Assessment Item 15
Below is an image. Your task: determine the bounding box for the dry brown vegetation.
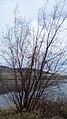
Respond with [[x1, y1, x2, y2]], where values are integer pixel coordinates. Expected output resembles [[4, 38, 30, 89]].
[[0, 99, 66, 119]]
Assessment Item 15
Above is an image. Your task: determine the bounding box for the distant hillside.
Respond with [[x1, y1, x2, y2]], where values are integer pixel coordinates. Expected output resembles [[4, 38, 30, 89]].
[[0, 65, 52, 80], [0, 65, 13, 72], [0, 65, 66, 80], [0, 65, 50, 74]]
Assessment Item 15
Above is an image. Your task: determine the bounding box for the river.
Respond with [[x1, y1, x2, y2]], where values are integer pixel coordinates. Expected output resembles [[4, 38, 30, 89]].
[[0, 79, 67, 107]]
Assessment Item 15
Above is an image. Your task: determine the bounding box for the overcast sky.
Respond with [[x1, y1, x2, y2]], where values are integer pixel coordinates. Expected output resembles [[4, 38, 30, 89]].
[[0, 0, 48, 65], [0, 0, 67, 68], [1, 0, 66, 31], [0, 0, 47, 31]]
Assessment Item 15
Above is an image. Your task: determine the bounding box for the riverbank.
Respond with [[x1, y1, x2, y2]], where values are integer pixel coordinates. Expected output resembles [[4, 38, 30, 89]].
[[0, 104, 65, 119]]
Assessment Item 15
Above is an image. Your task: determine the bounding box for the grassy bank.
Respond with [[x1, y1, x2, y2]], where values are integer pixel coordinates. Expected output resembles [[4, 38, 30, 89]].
[[0, 99, 67, 119], [0, 108, 64, 119]]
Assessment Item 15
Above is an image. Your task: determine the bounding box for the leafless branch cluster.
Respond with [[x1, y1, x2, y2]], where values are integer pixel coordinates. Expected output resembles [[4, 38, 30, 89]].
[[0, 0, 67, 112]]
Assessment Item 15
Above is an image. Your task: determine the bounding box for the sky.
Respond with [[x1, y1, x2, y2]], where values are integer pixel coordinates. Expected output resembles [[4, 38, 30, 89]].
[[0, 0, 67, 70], [0, 0, 66, 32], [0, 0, 47, 32], [0, 0, 48, 65]]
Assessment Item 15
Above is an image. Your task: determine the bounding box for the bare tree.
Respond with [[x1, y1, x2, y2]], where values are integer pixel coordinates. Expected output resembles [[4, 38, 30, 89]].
[[0, 0, 67, 112]]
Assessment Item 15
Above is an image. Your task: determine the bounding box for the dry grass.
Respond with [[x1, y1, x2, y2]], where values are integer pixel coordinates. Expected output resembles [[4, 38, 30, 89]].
[[0, 108, 65, 119]]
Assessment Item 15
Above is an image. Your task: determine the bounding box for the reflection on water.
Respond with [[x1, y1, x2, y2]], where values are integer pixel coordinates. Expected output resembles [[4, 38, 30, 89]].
[[0, 81, 67, 107], [0, 94, 13, 107]]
